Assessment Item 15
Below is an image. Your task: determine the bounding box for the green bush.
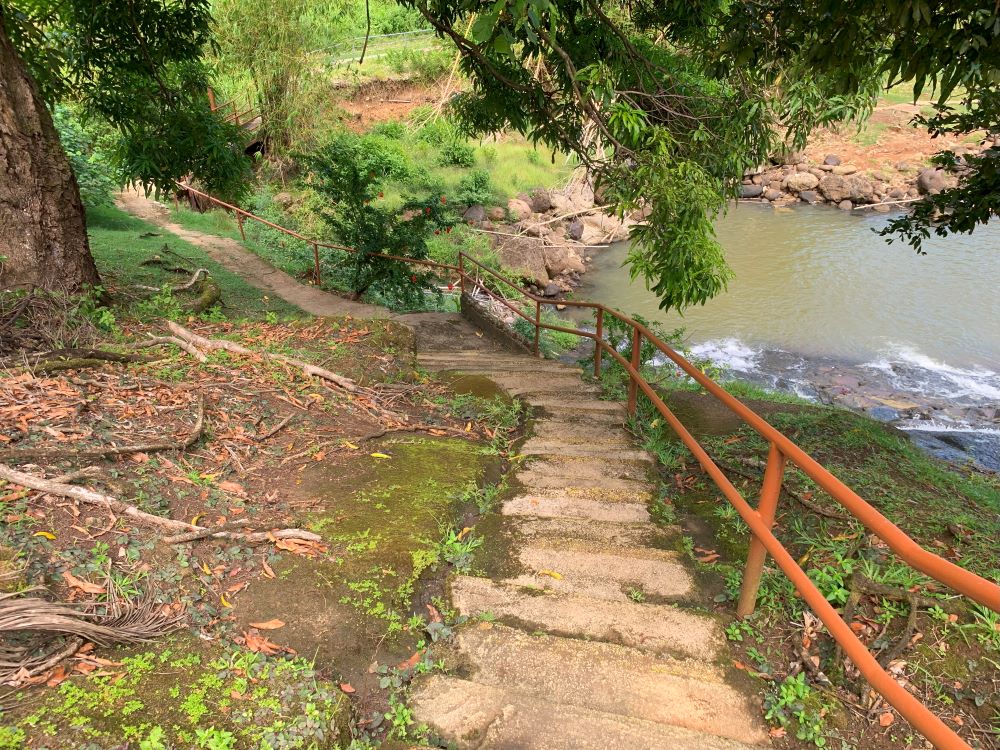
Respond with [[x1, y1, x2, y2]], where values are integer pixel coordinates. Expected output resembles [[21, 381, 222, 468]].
[[415, 119, 457, 146], [438, 139, 476, 167], [371, 120, 406, 139], [302, 131, 454, 307], [456, 169, 496, 206]]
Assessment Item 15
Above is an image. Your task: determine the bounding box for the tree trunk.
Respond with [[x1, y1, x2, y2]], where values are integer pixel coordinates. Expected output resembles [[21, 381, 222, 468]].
[[0, 13, 100, 293]]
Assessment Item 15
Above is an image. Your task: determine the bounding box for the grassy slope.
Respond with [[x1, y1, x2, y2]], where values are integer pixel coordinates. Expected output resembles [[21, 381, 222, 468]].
[[88, 204, 302, 320]]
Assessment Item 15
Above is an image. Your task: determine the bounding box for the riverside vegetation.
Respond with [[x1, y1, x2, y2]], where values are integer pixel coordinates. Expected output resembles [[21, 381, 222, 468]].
[[591, 314, 1000, 748]]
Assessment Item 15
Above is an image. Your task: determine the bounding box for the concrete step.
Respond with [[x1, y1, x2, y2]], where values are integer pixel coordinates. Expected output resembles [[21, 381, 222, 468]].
[[445, 625, 769, 744], [451, 576, 723, 661], [504, 515, 677, 548], [519, 438, 651, 462], [518, 454, 652, 480], [411, 675, 763, 750], [506, 542, 693, 602], [514, 467, 654, 496], [524, 423, 636, 448], [527, 397, 625, 414], [503, 494, 650, 523]]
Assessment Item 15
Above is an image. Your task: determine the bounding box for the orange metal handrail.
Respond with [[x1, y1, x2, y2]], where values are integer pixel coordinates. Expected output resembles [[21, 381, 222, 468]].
[[173, 185, 999, 749]]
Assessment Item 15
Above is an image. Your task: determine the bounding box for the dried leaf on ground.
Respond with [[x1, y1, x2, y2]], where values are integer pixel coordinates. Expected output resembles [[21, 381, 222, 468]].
[[879, 712, 895, 727], [274, 538, 327, 557], [249, 619, 285, 630], [62, 571, 107, 595]]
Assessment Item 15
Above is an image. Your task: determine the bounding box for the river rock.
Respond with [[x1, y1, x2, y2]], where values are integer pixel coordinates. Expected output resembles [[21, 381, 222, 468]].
[[543, 246, 585, 276], [549, 192, 571, 213], [867, 406, 900, 422], [543, 282, 561, 297], [819, 174, 875, 203], [838, 200, 853, 210], [917, 167, 957, 195], [799, 190, 821, 204], [567, 218, 584, 241], [785, 172, 820, 192], [831, 164, 858, 176], [462, 205, 486, 223], [764, 189, 783, 201], [894, 161, 913, 171], [495, 235, 549, 286], [888, 187, 907, 199], [530, 189, 553, 213], [740, 184, 764, 198], [488, 206, 506, 221], [823, 154, 841, 166], [507, 198, 532, 220]]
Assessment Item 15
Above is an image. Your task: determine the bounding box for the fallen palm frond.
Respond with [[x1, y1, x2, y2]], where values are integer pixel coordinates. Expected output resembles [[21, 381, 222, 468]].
[[0, 585, 184, 685]]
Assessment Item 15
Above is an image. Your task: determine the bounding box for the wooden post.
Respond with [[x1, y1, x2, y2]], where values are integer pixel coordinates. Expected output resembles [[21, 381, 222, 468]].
[[737, 442, 787, 617], [313, 242, 321, 286], [236, 213, 246, 241], [626, 327, 641, 415]]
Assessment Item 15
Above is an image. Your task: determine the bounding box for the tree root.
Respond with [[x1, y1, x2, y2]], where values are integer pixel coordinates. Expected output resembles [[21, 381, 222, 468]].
[[187, 275, 221, 313], [0, 463, 321, 546], [165, 321, 359, 392], [0, 397, 205, 462]]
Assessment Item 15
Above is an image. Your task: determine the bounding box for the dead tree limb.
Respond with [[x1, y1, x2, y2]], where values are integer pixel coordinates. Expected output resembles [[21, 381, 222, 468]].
[[0, 464, 320, 546], [165, 322, 359, 392]]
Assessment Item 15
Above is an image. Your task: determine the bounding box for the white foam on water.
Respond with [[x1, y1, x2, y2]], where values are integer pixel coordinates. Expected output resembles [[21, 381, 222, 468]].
[[689, 338, 762, 373], [863, 344, 1000, 402], [896, 420, 1000, 435]]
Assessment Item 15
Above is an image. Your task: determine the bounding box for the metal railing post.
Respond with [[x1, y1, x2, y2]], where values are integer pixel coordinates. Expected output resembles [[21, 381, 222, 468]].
[[626, 327, 641, 415], [533, 300, 541, 357], [312, 242, 321, 286], [594, 308, 604, 378], [737, 442, 787, 617]]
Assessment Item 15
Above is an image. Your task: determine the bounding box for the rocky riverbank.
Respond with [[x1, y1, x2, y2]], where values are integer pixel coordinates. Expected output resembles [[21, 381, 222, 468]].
[[460, 180, 635, 297], [738, 149, 973, 210]]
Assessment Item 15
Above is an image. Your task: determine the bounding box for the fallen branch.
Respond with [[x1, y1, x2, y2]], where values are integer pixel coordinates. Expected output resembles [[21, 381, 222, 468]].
[[725, 457, 851, 521], [255, 414, 294, 441], [0, 397, 205, 462], [0, 464, 322, 546], [188, 275, 221, 313], [139, 334, 209, 363], [166, 322, 359, 392]]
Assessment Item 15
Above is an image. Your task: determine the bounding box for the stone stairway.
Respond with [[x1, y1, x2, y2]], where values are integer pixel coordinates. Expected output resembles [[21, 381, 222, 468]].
[[409, 332, 769, 750]]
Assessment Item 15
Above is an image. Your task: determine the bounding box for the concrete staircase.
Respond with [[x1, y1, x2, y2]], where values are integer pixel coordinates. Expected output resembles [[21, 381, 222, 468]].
[[410, 330, 768, 749]]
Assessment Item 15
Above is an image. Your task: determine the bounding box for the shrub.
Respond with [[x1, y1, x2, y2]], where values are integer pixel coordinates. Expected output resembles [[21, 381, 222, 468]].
[[302, 132, 454, 307], [455, 169, 495, 206], [371, 120, 407, 139], [438, 139, 476, 167]]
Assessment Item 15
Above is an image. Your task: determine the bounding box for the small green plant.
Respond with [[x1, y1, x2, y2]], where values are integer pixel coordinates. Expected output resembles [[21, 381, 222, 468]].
[[456, 168, 495, 206], [726, 620, 756, 642], [626, 587, 646, 603], [194, 727, 236, 750], [139, 727, 167, 750], [435, 527, 482, 572], [764, 673, 828, 747], [384, 695, 415, 740]]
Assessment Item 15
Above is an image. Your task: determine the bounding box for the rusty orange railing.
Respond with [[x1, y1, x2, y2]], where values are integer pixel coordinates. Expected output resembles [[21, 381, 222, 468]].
[[173, 184, 999, 750]]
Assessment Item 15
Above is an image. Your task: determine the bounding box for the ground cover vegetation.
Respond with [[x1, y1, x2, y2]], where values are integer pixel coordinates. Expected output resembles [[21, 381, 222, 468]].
[[589, 316, 1000, 748]]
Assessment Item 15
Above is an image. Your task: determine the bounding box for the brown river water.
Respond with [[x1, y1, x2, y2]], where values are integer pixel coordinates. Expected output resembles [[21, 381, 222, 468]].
[[576, 203, 1000, 469]]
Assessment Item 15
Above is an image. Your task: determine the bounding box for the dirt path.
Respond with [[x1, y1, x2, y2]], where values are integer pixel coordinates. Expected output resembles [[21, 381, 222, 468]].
[[115, 190, 385, 319]]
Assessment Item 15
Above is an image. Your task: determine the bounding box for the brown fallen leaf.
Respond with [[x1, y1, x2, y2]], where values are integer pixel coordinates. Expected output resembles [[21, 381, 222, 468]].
[[339, 683, 356, 694], [769, 727, 787, 739], [426, 604, 442, 623], [243, 630, 295, 656], [879, 712, 895, 727], [274, 538, 328, 558], [46, 666, 69, 687], [62, 571, 107, 595], [261, 559, 275, 579], [396, 650, 424, 671], [74, 662, 97, 675], [218, 481, 246, 495], [249, 619, 285, 630], [696, 552, 720, 564]]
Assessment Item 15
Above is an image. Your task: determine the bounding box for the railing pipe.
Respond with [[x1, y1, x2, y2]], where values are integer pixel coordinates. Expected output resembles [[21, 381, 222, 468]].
[[594, 308, 603, 378], [533, 300, 541, 356], [737, 442, 786, 617], [626, 328, 641, 416]]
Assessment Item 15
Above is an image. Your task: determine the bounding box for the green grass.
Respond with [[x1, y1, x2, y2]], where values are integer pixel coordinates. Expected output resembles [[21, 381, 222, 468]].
[[87, 204, 303, 320]]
